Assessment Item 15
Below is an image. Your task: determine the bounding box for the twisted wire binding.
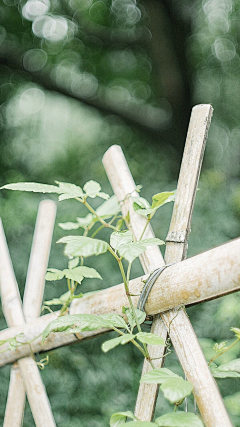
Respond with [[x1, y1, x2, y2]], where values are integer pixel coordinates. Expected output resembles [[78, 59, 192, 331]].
[[137, 264, 174, 312]]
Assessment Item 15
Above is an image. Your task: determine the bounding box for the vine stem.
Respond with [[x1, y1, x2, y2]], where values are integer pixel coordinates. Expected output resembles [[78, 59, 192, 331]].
[[139, 216, 151, 241], [76, 197, 118, 231], [208, 337, 240, 365], [111, 326, 147, 358]]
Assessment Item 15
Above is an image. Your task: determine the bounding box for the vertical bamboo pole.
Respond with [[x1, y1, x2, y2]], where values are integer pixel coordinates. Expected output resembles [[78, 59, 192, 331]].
[[103, 105, 232, 427], [1, 200, 57, 427]]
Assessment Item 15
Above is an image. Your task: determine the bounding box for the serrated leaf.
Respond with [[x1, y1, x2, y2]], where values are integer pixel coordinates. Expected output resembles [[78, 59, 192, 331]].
[[137, 238, 165, 247], [57, 182, 83, 200], [45, 268, 65, 281], [42, 315, 82, 342], [151, 191, 175, 209], [0, 182, 61, 193], [117, 239, 164, 263], [136, 332, 165, 346], [99, 314, 128, 329], [211, 359, 240, 378], [68, 257, 79, 269], [102, 336, 124, 353], [63, 269, 84, 284], [110, 411, 136, 427], [155, 411, 204, 427], [84, 180, 101, 198], [42, 313, 120, 342], [160, 378, 193, 403], [96, 195, 120, 218], [118, 243, 146, 263], [72, 266, 102, 279], [98, 191, 110, 200], [110, 230, 133, 250], [57, 236, 109, 257], [217, 358, 240, 372], [141, 368, 180, 384], [63, 266, 102, 283]]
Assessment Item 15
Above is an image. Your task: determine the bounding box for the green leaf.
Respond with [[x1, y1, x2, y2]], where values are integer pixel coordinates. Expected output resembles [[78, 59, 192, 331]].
[[0, 182, 61, 193], [58, 222, 81, 230], [117, 239, 164, 263], [63, 268, 84, 283], [121, 334, 136, 344], [155, 411, 204, 427], [151, 191, 175, 209], [110, 411, 136, 427], [137, 238, 165, 247], [76, 214, 95, 227], [68, 257, 79, 269], [136, 332, 165, 346], [133, 208, 155, 218], [124, 308, 146, 330], [110, 230, 133, 250], [141, 368, 180, 384], [83, 180, 102, 198], [213, 341, 227, 353], [160, 378, 193, 403], [42, 315, 82, 342], [96, 195, 120, 218], [210, 359, 240, 378], [231, 327, 240, 339], [123, 422, 157, 426], [44, 291, 72, 306], [102, 336, 124, 353], [217, 358, 240, 372], [132, 196, 150, 209], [118, 243, 146, 263], [63, 266, 102, 282], [57, 236, 109, 257], [45, 268, 65, 281], [99, 314, 128, 329], [56, 181, 83, 201]]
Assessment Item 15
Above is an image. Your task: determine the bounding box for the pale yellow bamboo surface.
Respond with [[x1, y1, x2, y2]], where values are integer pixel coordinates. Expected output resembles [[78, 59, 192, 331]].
[[102, 107, 233, 426], [0, 237, 240, 368], [0, 201, 57, 427]]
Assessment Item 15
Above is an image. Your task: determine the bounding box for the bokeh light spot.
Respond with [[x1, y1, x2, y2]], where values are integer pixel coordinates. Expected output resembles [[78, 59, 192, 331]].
[[19, 87, 45, 115], [22, 0, 50, 21], [32, 15, 69, 42], [213, 37, 236, 61], [23, 49, 48, 72]]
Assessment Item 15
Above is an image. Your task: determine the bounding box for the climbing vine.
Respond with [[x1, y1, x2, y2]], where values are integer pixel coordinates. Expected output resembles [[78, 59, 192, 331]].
[[1, 179, 240, 427]]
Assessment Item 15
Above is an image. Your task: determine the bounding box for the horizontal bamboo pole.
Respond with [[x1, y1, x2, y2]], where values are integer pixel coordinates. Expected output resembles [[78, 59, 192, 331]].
[[0, 211, 56, 427], [0, 237, 239, 368]]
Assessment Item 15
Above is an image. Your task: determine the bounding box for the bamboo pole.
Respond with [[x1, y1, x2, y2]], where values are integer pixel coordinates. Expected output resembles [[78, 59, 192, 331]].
[[102, 114, 233, 425], [0, 200, 57, 427], [0, 236, 240, 367]]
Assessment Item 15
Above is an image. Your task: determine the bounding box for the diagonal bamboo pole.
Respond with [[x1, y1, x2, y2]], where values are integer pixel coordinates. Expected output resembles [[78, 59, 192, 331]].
[[102, 107, 232, 426], [1, 200, 57, 427]]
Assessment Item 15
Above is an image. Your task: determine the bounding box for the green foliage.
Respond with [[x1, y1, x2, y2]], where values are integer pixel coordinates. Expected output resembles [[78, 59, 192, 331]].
[[57, 236, 109, 258], [132, 191, 175, 219], [155, 412, 204, 427], [110, 411, 136, 426]]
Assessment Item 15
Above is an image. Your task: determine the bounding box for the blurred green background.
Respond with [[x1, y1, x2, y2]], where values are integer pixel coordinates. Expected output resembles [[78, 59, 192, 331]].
[[0, 0, 240, 425]]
